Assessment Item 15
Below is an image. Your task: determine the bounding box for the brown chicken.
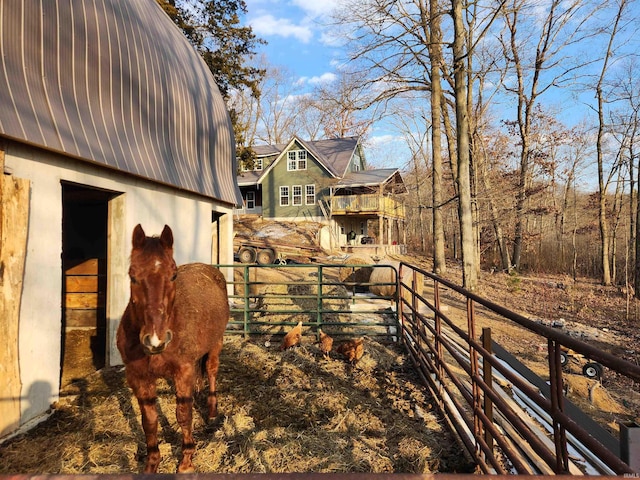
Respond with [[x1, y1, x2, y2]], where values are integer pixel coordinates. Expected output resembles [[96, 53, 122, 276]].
[[280, 320, 303, 350], [336, 337, 364, 364], [317, 328, 333, 358]]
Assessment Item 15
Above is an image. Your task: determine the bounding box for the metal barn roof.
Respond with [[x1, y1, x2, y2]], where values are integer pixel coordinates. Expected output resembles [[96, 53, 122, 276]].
[[0, 0, 242, 206]]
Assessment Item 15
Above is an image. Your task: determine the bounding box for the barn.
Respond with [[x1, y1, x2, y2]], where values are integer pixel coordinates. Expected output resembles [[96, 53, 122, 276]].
[[0, 0, 242, 438]]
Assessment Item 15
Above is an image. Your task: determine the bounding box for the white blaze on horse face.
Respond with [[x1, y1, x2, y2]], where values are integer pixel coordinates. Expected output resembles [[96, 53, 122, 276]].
[[148, 331, 163, 348]]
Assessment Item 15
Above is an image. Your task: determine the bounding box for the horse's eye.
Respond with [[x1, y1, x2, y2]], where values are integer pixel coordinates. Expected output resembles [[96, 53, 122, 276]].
[[130, 276, 138, 285], [170, 273, 177, 282]]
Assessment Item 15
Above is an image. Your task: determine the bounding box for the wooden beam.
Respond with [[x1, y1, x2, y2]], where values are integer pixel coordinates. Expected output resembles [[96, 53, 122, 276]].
[[0, 143, 30, 436]]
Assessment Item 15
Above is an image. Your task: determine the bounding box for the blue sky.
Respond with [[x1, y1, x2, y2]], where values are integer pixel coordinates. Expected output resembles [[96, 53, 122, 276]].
[[244, 0, 340, 86]]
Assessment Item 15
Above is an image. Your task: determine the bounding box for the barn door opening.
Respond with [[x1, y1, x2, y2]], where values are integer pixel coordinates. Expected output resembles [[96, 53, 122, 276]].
[[60, 183, 112, 387], [212, 211, 223, 264]]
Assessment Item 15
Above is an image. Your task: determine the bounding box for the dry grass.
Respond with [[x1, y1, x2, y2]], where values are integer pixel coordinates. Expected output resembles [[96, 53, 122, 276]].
[[0, 336, 472, 474]]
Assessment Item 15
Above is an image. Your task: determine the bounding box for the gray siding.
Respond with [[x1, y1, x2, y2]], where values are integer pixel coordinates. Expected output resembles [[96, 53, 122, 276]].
[[0, 0, 242, 206]]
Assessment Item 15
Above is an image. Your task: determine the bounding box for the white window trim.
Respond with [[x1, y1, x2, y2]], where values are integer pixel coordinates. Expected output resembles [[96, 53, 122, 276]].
[[305, 184, 315, 205], [246, 191, 255, 210], [280, 186, 290, 206], [287, 150, 308, 171], [292, 185, 303, 206], [297, 150, 307, 170]]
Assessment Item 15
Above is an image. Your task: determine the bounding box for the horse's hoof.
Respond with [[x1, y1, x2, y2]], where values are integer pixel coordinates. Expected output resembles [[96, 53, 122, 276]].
[[177, 464, 195, 473], [143, 464, 159, 474]]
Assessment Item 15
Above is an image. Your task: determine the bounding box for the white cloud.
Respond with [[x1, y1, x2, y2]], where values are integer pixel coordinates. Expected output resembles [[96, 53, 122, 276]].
[[369, 134, 403, 146], [249, 14, 313, 43], [308, 72, 337, 85], [295, 72, 337, 87], [290, 0, 341, 18]]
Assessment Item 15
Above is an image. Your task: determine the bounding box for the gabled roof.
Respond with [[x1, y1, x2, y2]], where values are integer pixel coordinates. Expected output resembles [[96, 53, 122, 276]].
[[305, 136, 360, 177], [238, 136, 360, 186], [336, 169, 408, 193], [0, 0, 242, 206]]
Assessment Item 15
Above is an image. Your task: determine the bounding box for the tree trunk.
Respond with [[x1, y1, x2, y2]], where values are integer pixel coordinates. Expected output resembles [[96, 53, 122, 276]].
[[430, 0, 446, 275], [452, 0, 477, 290], [480, 157, 511, 270]]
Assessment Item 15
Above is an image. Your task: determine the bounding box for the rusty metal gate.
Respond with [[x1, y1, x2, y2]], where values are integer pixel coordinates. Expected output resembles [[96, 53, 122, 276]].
[[396, 261, 640, 475]]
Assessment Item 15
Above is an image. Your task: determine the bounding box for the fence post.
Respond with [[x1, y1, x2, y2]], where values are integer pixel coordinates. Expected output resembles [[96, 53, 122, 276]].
[[317, 265, 323, 333], [548, 339, 569, 473], [243, 265, 250, 337], [482, 327, 494, 457]]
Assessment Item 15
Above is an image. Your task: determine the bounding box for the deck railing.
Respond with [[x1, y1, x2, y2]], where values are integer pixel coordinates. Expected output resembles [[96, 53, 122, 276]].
[[331, 194, 405, 217]]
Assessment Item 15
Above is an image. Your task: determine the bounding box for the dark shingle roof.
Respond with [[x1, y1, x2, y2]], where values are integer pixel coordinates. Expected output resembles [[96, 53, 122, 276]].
[[0, 0, 242, 205], [301, 136, 359, 177], [239, 136, 360, 185], [337, 169, 407, 193]]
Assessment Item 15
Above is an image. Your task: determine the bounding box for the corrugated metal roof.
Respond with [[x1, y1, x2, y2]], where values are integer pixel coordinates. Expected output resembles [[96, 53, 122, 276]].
[[0, 0, 242, 206]]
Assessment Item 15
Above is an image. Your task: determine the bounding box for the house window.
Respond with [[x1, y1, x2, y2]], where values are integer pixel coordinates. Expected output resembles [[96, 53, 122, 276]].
[[353, 163, 360, 172], [360, 222, 365, 235], [246, 191, 255, 210], [240, 158, 263, 171], [280, 186, 290, 206], [305, 184, 315, 205], [287, 150, 307, 170], [292, 185, 303, 205]]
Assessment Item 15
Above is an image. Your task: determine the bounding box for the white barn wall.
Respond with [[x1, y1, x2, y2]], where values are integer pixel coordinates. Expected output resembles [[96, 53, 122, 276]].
[[5, 141, 235, 427]]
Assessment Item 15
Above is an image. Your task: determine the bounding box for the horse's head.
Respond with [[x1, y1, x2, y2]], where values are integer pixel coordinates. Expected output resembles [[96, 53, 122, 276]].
[[128, 224, 178, 355]]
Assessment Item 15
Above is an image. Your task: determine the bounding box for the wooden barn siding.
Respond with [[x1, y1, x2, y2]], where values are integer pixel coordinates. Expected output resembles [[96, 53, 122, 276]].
[[0, 0, 242, 206], [0, 147, 29, 437]]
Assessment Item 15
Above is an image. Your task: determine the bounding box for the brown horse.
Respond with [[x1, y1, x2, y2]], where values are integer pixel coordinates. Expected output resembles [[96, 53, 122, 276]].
[[116, 224, 229, 473]]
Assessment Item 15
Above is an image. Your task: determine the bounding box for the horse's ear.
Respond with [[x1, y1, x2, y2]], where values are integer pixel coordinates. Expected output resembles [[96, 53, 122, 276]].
[[132, 224, 146, 249], [160, 225, 174, 249]]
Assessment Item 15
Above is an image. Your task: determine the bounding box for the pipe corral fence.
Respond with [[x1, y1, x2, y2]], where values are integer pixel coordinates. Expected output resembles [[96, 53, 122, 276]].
[[221, 261, 640, 476], [225, 263, 401, 341]]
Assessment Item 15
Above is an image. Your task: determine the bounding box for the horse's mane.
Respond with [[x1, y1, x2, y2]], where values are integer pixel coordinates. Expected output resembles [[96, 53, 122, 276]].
[[130, 234, 173, 268]]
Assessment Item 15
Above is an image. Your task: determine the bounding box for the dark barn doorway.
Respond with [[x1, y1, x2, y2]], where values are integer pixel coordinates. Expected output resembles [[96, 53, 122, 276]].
[[60, 183, 112, 387]]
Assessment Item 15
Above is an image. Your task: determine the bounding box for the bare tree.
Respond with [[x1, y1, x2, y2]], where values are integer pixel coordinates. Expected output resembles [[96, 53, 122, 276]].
[[255, 64, 305, 144], [330, 0, 450, 272], [330, 0, 504, 287], [428, 0, 447, 274], [591, 0, 632, 285], [389, 99, 433, 253], [312, 70, 379, 139], [451, 0, 478, 289], [496, 0, 600, 270]]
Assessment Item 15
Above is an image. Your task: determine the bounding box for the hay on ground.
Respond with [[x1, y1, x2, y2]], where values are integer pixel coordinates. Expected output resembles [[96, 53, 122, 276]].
[[0, 336, 471, 474]]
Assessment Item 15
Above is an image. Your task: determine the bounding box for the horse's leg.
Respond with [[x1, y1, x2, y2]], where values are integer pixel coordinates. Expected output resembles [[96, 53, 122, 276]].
[[205, 339, 224, 419], [174, 363, 196, 473], [130, 377, 160, 473]]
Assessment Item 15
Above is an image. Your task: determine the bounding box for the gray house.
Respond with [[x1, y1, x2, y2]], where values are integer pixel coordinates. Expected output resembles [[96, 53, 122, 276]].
[[236, 136, 407, 250], [0, 0, 241, 438]]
